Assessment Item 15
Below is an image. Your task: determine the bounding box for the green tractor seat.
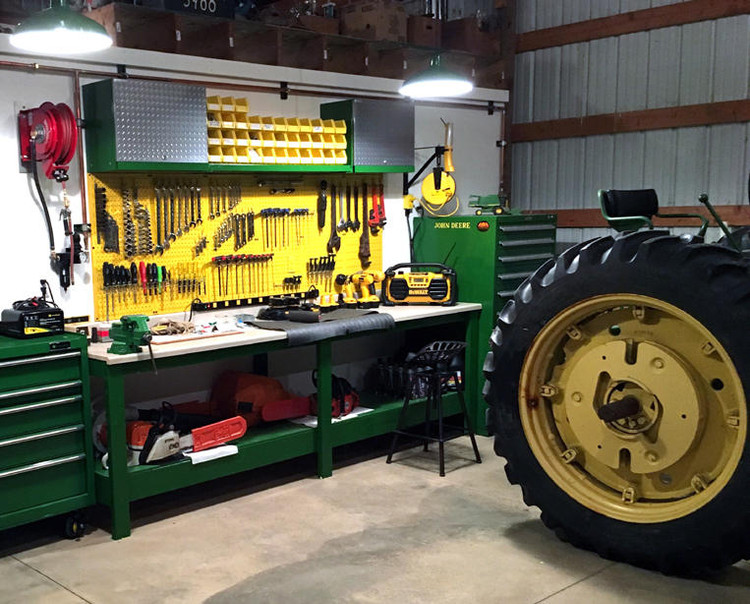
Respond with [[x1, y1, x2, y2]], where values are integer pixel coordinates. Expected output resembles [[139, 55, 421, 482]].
[[599, 189, 709, 236]]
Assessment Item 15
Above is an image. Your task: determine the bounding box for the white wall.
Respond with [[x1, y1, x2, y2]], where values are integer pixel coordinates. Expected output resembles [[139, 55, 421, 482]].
[[0, 36, 506, 319]]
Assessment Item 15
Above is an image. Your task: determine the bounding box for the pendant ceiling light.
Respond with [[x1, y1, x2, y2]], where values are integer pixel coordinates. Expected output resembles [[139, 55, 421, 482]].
[[398, 55, 473, 99], [10, 0, 112, 55]]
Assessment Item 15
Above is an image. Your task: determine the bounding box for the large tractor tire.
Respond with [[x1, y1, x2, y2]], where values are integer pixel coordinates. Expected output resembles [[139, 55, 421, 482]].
[[484, 231, 750, 573]]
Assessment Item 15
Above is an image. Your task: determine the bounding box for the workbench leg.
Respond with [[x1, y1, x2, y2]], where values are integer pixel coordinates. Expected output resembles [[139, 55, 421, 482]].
[[465, 311, 485, 436], [315, 341, 333, 478], [105, 371, 131, 539]]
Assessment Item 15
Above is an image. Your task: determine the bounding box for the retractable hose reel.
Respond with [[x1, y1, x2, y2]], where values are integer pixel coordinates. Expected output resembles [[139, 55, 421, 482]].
[[19, 101, 84, 290]]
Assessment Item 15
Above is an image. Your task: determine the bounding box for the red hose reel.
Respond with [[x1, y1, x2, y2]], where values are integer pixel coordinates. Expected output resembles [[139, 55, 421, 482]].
[[19, 102, 78, 182]]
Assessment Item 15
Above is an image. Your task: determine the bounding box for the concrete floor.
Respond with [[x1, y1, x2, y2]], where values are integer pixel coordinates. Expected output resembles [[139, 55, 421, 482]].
[[1, 436, 749, 604]]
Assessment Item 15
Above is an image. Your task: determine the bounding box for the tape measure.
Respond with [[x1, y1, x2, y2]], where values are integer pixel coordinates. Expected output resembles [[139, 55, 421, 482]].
[[382, 263, 457, 306]]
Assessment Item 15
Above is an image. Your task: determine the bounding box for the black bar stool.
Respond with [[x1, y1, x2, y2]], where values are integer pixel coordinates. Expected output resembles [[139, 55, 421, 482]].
[[386, 341, 482, 476]]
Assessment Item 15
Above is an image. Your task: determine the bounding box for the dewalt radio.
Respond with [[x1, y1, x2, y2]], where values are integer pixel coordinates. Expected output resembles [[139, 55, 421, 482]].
[[382, 263, 457, 306]]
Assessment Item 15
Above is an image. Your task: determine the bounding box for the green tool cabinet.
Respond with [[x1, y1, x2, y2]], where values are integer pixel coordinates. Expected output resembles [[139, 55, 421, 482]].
[[0, 334, 94, 532], [413, 213, 557, 434]]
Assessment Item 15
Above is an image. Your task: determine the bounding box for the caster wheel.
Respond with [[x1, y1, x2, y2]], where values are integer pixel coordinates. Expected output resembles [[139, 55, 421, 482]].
[[64, 515, 85, 539]]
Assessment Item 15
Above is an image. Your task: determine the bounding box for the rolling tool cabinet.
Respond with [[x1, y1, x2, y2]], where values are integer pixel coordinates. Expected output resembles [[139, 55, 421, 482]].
[[413, 214, 557, 434], [0, 334, 94, 532]]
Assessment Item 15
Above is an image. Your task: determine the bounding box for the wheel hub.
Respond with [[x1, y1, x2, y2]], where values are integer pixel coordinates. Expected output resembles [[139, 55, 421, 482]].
[[519, 294, 746, 523]]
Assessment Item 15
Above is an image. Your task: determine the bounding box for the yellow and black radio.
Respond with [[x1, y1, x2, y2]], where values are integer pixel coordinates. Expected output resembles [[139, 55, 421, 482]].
[[382, 263, 457, 306]]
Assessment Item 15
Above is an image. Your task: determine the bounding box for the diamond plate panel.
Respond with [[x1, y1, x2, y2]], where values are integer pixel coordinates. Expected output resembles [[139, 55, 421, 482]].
[[112, 80, 207, 163], [351, 100, 414, 167]]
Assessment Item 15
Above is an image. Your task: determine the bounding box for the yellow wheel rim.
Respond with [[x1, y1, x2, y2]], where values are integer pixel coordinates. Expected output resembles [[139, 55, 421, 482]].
[[520, 294, 747, 523]]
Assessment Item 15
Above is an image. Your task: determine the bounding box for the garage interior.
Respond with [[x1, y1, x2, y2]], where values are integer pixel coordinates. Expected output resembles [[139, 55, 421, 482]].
[[1, 1, 749, 602]]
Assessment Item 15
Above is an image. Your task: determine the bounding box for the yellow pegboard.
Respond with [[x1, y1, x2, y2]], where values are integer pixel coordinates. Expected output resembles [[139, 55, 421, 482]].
[[88, 173, 384, 322]]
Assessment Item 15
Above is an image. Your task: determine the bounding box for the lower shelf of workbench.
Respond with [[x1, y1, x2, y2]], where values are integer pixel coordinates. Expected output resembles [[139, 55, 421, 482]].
[[94, 393, 463, 504]]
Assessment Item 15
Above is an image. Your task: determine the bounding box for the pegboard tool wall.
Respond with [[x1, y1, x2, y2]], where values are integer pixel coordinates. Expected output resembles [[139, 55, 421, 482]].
[[88, 173, 383, 321]]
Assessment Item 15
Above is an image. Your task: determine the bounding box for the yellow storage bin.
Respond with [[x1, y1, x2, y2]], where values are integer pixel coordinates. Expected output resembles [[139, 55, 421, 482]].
[[275, 149, 290, 164], [321, 133, 336, 149], [222, 146, 237, 163], [299, 148, 312, 164], [261, 116, 275, 131], [335, 150, 347, 164], [221, 130, 235, 146], [298, 118, 312, 132], [262, 149, 276, 164], [221, 113, 234, 129], [334, 119, 347, 134], [235, 97, 249, 114], [221, 96, 235, 112], [274, 132, 288, 148], [207, 95, 221, 111], [311, 118, 324, 133], [287, 148, 301, 164], [333, 134, 347, 149], [310, 149, 325, 164], [323, 149, 336, 165], [248, 148, 264, 163], [286, 118, 300, 132], [273, 117, 287, 131], [322, 119, 336, 133], [299, 133, 313, 148], [248, 115, 262, 131], [248, 131, 262, 147], [207, 129, 222, 146], [235, 131, 249, 147], [237, 149, 250, 164], [208, 146, 223, 163], [261, 131, 276, 148], [311, 133, 325, 149], [207, 112, 221, 128], [287, 132, 301, 148], [235, 114, 248, 130]]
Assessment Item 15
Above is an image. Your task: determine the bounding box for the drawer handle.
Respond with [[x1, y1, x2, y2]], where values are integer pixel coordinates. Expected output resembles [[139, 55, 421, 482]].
[[498, 225, 555, 233], [497, 253, 554, 263], [0, 380, 81, 402], [498, 238, 555, 248], [0, 453, 85, 480], [0, 351, 80, 370], [0, 395, 82, 417], [0, 424, 84, 448]]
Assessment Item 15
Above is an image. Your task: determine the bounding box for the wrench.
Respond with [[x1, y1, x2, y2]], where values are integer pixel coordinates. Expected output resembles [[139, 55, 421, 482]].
[[327, 183, 341, 254], [176, 186, 183, 237], [196, 187, 203, 225], [345, 185, 353, 231], [169, 187, 176, 241], [353, 185, 360, 232], [337, 185, 346, 232], [190, 186, 196, 228], [155, 187, 163, 254]]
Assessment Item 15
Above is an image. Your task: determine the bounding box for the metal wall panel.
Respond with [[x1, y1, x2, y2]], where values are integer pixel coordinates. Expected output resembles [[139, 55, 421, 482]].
[[643, 130, 678, 204], [562, 0, 590, 25], [621, 0, 651, 13], [647, 26, 681, 108], [516, 0, 536, 33], [532, 47, 562, 121], [559, 43, 589, 118], [534, 0, 563, 29], [590, 0, 621, 19], [616, 32, 649, 112], [707, 124, 747, 203], [613, 132, 646, 188], [513, 52, 534, 123], [713, 16, 750, 102], [530, 140, 559, 207], [512, 142, 534, 209], [557, 138, 587, 208], [583, 135, 615, 208], [674, 127, 710, 203], [679, 21, 714, 105], [586, 38, 619, 115]]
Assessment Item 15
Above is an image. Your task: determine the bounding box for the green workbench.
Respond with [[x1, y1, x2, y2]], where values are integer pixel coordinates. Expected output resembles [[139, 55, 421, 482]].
[[88, 303, 481, 539]]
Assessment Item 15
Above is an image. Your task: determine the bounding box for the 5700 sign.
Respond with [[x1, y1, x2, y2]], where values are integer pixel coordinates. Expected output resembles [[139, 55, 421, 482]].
[[165, 0, 234, 18]]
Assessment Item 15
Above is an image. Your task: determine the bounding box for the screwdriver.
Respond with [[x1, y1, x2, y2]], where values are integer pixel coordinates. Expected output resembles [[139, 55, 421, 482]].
[[139, 261, 148, 297], [102, 263, 113, 321], [130, 262, 138, 303]]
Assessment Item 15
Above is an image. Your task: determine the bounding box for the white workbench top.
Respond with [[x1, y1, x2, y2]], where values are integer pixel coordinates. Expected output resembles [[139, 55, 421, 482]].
[[87, 302, 482, 366]]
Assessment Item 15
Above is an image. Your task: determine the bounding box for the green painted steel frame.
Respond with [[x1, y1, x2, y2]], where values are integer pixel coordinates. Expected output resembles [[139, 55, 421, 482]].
[[89, 307, 480, 540]]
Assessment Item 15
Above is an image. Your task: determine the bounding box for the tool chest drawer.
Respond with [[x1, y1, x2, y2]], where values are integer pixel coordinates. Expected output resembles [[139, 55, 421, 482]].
[[0, 350, 82, 392], [0, 334, 93, 532], [0, 454, 88, 516]]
